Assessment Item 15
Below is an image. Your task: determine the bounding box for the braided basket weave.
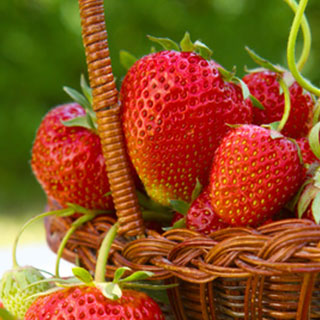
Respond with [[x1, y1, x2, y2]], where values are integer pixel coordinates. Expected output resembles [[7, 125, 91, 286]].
[[45, 0, 320, 319]]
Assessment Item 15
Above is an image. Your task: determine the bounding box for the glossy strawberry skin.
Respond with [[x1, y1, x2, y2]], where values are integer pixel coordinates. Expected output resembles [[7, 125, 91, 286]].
[[121, 50, 252, 206], [243, 70, 313, 139], [209, 124, 304, 227], [31, 103, 113, 210], [186, 188, 229, 235], [25, 286, 164, 320]]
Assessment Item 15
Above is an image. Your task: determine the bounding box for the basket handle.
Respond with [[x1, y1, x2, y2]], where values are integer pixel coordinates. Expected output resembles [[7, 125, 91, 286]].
[[78, 0, 145, 238]]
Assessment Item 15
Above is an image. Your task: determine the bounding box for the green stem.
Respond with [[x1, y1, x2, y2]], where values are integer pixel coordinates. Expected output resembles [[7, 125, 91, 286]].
[[12, 208, 74, 268], [284, 0, 311, 71], [55, 212, 96, 277], [277, 77, 291, 132], [94, 223, 119, 283], [287, 0, 320, 97]]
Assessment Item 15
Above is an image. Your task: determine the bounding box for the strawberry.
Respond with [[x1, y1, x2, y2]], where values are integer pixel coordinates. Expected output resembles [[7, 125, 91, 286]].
[[25, 286, 164, 320], [209, 124, 304, 226], [186, 187, 229, 235], [243, 69, 314, 139], [0, 266, 50, 320], [31, 102, 113, 211], [120, 35, 252, 206], [25, 224, 165, 320]]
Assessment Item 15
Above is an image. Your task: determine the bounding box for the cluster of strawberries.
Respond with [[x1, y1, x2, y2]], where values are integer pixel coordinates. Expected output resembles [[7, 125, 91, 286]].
[[31, 34, 319, 239], [3, 28, 320, 320]]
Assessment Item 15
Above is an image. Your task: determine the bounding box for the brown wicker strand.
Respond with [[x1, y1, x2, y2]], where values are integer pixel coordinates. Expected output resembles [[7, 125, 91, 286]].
[[78, 0, 144, 237]]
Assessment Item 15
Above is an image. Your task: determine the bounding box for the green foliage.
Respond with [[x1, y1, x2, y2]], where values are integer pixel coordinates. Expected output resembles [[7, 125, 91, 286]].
[[1, 0, 320, 215]]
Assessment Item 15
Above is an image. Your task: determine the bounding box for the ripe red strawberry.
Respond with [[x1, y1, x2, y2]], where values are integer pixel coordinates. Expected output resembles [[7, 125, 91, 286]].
[[121, 47, 252, 206], [25, 286, 164, 320], [186, 187, 229, 235], [31, 103, 113, 210], [209, 124, 304, 226], [243, 70, 314, 138], [25, 224, 164, 320]]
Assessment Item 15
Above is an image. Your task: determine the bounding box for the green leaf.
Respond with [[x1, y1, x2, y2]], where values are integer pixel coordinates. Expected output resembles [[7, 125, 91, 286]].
[[311, 192, 320, 224], [191, 178, 203, 202], [249, 95, 265, 110], [120, 50, 137, 70], [61, 115, 96, 131], [263, 121, 281, 134], [147, 35, 180, 51], [297, 184, 318, 218], [113, 267, 131, 283], [63, 86, 91, 111], [169, 199, 190, 215], [245, 47, 284, 73], [96, 282, 122, 300], [179, 32, 194, 52], [309, 122, 320, 160], [80, 74, 92, 105], [218, 66, 236, 82], [171, 217, 186, 229], [72, 267, 94, 284], [233, 77, 250, 99], [194, 40, 213, 60], [0, 308, 15, 320], [119, 271, 154, 283]]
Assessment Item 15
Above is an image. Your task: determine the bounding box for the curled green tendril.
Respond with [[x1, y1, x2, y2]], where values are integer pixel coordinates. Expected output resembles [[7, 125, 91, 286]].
[[277, 77, 291, 132], [283, 0, 311, 71], [287, 0, 320, 97], [55, 212, 96, 277]]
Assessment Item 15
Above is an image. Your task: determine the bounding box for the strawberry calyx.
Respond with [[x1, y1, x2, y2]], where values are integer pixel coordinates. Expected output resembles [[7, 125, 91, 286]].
[[62, 75, 97, 133], [120, 32, 213, 71], [167, 179, 203, 230]]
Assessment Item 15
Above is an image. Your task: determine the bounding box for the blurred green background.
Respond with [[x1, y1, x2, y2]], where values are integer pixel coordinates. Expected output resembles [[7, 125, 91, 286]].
[[1, 0, 320, 219]]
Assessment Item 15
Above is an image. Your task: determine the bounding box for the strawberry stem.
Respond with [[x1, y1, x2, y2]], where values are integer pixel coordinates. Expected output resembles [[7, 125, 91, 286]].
[[12, 208, 74, 268], [55, 212, 96, 277], [277, 77, 291, 132], [94, 223, 119, 283], [287, 0, 320, 97], [284, 0, 311, 71]]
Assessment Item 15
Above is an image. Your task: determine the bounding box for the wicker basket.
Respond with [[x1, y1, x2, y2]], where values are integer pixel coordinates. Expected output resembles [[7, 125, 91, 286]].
[[44, 0, 320, 319]]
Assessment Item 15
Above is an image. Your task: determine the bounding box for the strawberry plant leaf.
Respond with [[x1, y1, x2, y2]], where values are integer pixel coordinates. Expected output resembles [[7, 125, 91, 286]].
[[147, 35, 180, 51], [80, 74, 92, 105], [119, 271, 154, 283], [171, 217, 186, 229], [113, 267, 131, 283], [245, 47, 283, 73], [194, 40, 213, 60], [233, 77, 250, 99], [120, 50, 137, 70], [311, 192, 320, 224], [297, 184, 318, 218], [191, 178, 203, 202], [309, 122, 320, 159], [250, 95, 265, 110], [63, 86, 91, 111], [61, 115, 96, 131], [72, 267, 93, 284], [170, 199, 190, 214], [97, 282, 122, 300], [180, 32, 195, 52], [218, 67, 236, 82]]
